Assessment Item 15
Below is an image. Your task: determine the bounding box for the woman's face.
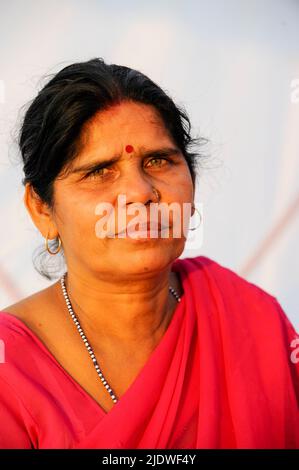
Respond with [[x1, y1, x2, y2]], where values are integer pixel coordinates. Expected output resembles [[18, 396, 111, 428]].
[[51, 100, 195, 279]]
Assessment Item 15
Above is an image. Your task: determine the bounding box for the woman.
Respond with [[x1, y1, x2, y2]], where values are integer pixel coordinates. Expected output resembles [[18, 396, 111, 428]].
[[0, 58, 298, 449]]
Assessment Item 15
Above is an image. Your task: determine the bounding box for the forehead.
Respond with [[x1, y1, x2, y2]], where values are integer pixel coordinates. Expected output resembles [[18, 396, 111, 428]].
[[80, 100, 171, 149]]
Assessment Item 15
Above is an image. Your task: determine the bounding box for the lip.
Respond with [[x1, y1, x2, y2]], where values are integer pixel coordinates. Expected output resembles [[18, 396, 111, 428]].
[[117, 221, 169, 236]]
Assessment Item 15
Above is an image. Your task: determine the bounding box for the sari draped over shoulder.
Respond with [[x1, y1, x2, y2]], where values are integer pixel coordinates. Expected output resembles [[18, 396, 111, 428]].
[[0, 255, 298, 449]]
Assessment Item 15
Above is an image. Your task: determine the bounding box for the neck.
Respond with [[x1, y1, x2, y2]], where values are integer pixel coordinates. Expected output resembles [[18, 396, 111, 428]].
[[56, 266, 181, 351]]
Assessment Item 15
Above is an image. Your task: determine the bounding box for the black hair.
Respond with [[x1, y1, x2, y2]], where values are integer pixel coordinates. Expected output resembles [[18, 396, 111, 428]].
[[18, 57, 207, 279]]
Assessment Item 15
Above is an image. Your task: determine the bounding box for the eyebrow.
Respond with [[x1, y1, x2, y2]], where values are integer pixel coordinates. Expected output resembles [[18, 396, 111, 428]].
[[71, 146, 181, 175]]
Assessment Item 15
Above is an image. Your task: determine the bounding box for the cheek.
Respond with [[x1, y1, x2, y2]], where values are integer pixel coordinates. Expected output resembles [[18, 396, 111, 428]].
[[54, 189, 103, 245], [168, 168, 194, 200]]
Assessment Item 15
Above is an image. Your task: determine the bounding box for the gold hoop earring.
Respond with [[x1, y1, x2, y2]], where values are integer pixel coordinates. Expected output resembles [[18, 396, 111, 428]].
[[45, 234, 62, 255], [189, 206, 202, 231]]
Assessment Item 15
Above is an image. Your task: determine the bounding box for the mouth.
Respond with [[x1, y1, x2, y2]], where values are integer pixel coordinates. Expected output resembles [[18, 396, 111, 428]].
[[117, 221, 170, 236]]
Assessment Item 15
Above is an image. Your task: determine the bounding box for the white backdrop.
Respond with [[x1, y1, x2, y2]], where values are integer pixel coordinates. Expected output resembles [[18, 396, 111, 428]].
[[0, 0, 298, 329]]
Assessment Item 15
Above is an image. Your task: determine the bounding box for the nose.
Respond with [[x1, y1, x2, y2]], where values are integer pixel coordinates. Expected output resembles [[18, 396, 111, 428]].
[[118, 166, 157, 207]]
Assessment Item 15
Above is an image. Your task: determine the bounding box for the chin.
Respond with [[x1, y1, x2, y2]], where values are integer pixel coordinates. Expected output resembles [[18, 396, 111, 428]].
[[114, 243, 184, 273]]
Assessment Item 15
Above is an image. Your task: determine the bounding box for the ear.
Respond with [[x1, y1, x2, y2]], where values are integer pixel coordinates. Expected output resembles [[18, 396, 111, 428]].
[[23, 183, 58, 240]]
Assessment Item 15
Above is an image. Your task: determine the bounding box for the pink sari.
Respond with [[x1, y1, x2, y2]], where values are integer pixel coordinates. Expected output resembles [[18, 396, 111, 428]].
[[0, 255, 298, 448]]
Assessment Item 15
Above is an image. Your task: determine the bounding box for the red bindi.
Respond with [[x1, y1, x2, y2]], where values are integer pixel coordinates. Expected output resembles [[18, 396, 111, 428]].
[[125, 144, 134, 153]]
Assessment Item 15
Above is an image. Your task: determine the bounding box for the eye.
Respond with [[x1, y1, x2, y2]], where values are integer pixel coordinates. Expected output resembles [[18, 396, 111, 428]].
[[86, 166, 110, 180], [146, 157, 170, 168]]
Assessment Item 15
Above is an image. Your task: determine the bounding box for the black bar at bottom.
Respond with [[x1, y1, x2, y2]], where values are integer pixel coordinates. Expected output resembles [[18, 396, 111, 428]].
[[0, 449, 297, 465]]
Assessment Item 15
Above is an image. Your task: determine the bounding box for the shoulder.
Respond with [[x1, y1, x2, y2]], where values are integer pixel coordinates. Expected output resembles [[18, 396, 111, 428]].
[[0, 311, 39, 427], [0, 280, 63, 355], [0, 282, 61, 385], [184, 255, 299, 379], [179, 255, 298, 337], [2, 281, 59, 325], [0, 313, 40, 448], [0, 311, 41, 374], [179, 254, 280, 304], [0, 311, 30, 348], [179, 254, 275, 297], [178, 254, 270, 295]]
